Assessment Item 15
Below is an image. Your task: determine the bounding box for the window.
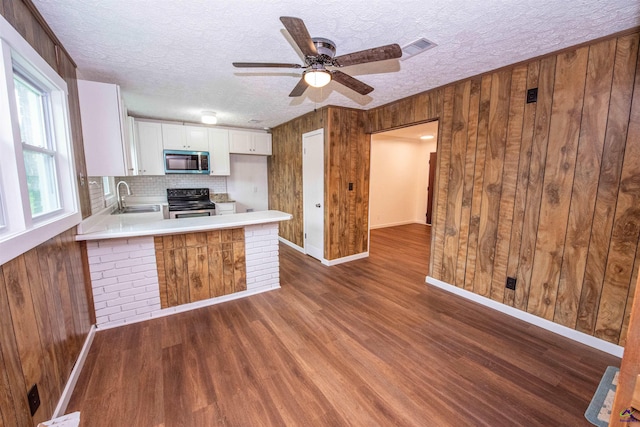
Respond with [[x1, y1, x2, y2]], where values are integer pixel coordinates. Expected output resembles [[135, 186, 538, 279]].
[[0, 14, 80, 265], [103, 176, 116, 206], [14, 69, 61, 218]]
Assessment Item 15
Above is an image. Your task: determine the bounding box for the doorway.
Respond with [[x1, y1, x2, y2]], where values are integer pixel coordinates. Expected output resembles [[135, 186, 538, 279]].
[[369, 121, 439, 230], [302, 129, 324, 261]]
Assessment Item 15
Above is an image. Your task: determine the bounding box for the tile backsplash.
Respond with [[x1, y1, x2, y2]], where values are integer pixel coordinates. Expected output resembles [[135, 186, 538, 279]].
[[88, 175, 227, 215], [114, 175, 227, 197]]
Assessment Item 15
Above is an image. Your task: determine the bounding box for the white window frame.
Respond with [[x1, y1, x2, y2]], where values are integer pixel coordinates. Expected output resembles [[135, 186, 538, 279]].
[[0, 14, 80, 265], [103, 176, 116, 207]]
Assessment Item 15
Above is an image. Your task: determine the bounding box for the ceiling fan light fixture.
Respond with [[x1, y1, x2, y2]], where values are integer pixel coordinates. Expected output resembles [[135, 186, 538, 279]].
[[304, 69, 331, 88], [201, 111, 217, 125]]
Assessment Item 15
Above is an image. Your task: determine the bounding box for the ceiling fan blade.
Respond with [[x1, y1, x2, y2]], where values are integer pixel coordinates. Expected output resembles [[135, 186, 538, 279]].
[[333, 43, 402, 67], [331, 71, 373, 95], [280, 16, 317, 57], [233, 62, 302, 68], [289, 77, 309, 97]]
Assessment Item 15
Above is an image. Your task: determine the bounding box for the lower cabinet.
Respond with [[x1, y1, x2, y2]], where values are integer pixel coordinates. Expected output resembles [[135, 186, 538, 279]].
[[154, 229, 246, 308], [216, 202, 236, 215]]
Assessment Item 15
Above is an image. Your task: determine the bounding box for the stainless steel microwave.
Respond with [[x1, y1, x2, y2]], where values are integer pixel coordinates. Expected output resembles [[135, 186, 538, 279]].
[[163, 150, 209, 174]]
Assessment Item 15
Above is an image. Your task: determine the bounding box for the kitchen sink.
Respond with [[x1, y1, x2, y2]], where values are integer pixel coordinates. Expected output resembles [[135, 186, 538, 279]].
[[111, 205, 160, 214]]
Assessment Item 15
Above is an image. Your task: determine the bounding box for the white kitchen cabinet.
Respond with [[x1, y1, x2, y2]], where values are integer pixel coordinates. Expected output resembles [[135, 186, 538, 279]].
[[162, 123, 209, 151], [78, 80, 130, 176], [229, 130, 272, 155], [185, 127, 209, 151], [252, 132, 273, 155], [135, 121, 165, 175], [208, 128, 231, 176], [215, 202, 236, 215]]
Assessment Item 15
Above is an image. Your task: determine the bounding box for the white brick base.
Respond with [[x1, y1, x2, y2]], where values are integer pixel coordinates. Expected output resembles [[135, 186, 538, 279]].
[[86, 223, 282, 329], [244, 223, 280, 291], [86, 236, 161, 327]]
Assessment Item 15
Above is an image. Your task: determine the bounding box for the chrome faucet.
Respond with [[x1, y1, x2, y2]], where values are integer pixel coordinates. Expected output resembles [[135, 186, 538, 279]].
[[116, 181, 131, 211]]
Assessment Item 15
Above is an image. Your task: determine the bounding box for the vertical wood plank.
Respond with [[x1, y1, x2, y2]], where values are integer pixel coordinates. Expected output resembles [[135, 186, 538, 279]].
[[504, 61, 540, 306], [594, 48, 640, 343], [528, 47, 589, 320], [222, 247, 235, 295], [619, 244, 640, 346], [2, 257, 49, 424], [208, 246, 224, 297], [174, 247, 189, 305], [463, 75, 492, 290], [233, 242, 247, 292], [441, 81, 470, 284], [164, 248, 179, 307], [79, 242, 96, 325], [454, 78, 481, 288], [187, 246, 209, 303], [23, 249, 61, 408], [489, 65, 527, 302], [0, 337, 18, 427], [430, 85, 455, 279], [0, 269, 31, 427], [514, 56, 556, 310], [554, 39, 616, 328], [577, 34, 640, 334], [473, 69, 512, 297]]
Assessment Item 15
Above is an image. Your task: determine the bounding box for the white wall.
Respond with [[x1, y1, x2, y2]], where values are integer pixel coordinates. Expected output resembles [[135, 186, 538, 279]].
[[226, 154, 269, 212], [369, 136, 437, 229]]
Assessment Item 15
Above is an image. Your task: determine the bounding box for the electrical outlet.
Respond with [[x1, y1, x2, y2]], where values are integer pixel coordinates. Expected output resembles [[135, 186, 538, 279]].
[[506, 277, 517, 290], [27, 384, 40, 416], [348, 183, 353, 191], [526, 88, 538, 103]]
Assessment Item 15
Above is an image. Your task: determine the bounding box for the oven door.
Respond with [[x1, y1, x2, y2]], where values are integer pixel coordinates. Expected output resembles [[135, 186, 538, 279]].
[[169, 209, 216, 219]]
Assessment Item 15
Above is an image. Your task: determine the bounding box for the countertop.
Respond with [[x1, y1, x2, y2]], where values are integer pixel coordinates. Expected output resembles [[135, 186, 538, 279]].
[[75, 209, 292, 241]]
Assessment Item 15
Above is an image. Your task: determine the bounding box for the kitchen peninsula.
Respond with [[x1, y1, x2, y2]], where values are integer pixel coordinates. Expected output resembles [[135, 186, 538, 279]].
[[76, 209, 292, 328]]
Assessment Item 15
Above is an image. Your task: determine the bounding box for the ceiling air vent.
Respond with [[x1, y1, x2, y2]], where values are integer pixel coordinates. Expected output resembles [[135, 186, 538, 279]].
[[401, 38, 437, 60]]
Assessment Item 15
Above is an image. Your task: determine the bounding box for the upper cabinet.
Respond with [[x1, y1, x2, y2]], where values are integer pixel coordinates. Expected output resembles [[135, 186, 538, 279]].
[[162, 123, 208, 151], [78, 80, 132, 176], [135, 121, 165, 175], [229, 130, 272, 155], [208, 128, 231, 176]]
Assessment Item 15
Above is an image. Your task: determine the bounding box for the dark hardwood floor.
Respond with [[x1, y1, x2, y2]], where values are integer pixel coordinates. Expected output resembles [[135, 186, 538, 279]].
[[67, 224, 619, 426]]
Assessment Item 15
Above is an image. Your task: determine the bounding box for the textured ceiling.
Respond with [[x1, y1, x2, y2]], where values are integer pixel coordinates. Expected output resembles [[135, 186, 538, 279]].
[[32, 0, 640, 130]]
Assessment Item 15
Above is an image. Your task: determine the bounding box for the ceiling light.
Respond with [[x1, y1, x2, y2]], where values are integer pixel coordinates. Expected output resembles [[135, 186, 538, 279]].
[[304, 69, 331, 88], [201, 111, 217, 125], [420, 134, 435, 140]]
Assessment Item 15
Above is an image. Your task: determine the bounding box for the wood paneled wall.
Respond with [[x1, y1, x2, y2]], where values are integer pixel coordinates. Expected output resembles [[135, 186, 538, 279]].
[[0, 229, 91, 426], [367, 31, 640, 345], [268, 106, 369, 260], [268, 109, 325, 248], [155, 229, 246, 308], [0, 1, 93, 425], [325, 107, 370, 259]]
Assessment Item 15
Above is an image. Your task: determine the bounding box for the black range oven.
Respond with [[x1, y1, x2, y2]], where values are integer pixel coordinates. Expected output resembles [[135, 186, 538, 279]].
[[166, 188, 216, 219]]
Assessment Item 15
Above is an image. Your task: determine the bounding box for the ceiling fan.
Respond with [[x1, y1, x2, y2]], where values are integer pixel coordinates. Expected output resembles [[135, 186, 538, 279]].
[[232, 16, 402, 97]]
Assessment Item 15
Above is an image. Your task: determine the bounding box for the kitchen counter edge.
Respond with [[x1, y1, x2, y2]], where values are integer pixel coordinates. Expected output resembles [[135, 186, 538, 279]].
[[75, 210, 293, 241]]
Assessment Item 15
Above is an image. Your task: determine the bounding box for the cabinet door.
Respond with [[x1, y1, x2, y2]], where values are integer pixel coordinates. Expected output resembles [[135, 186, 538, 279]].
[[136, 122, 165, 175], [161, 123, 187, 150], [229, 130, 253, 154], [77, 80, 127, 176], [185, 127, 209, 151], [208, 128, 231, 176], [252, 133, 272, 155]]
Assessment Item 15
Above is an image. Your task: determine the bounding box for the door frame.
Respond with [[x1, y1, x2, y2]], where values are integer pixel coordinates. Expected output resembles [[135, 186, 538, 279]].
[[302, 129, 325, 262]]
